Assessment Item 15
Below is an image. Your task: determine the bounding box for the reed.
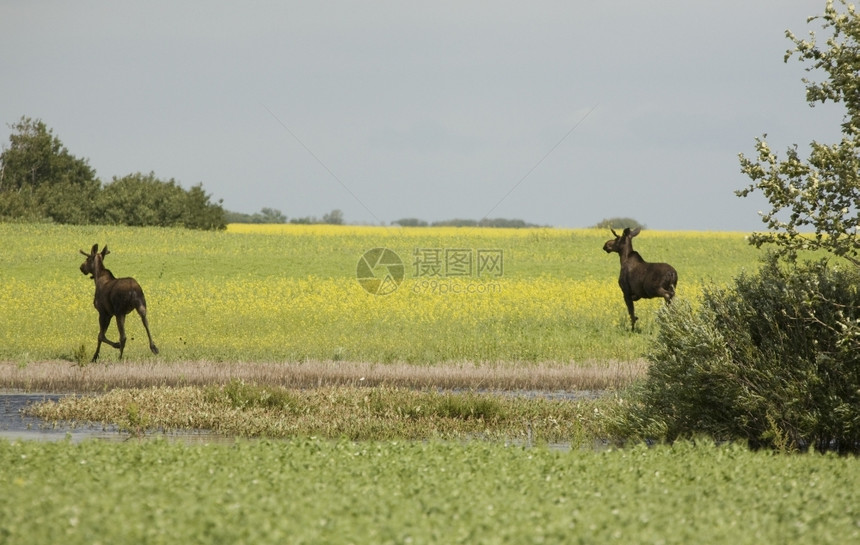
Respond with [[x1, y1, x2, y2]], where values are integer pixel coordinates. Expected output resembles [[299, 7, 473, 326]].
[[26, 382, 621, 443], [0, 359, 646, 393]]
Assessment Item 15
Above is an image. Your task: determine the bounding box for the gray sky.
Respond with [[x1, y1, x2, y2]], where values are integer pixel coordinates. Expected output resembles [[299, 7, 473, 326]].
[[0, 1, 847, 230]]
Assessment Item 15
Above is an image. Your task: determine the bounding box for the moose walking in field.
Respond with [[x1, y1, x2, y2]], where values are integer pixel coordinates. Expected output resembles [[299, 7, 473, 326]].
[[603, 228, 677, 331], [79, 244, 159, 361]]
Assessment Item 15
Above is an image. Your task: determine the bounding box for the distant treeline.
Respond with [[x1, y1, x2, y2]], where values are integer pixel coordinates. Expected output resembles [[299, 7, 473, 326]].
[[225, 208, 345, 225], [227, 212, 646, 229], [391, 218, 545, 228], [391, 217, 646, 229], [225, 212, 545, 228]]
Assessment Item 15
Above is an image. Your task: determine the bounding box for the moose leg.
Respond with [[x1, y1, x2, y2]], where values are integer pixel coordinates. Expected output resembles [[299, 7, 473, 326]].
[[624, 295, 638, 331], [93, 312, 120, 362], [659, 272, 677, 304], [115, 313, 128, 359], [136, 305, 159, 355], [91, 330, 102, 363], [656, 286, 675, 305]]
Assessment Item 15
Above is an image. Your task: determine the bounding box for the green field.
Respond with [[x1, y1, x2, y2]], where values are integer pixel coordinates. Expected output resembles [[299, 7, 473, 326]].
[[1, 439, 857, 544], [0, 223, 764, 365]]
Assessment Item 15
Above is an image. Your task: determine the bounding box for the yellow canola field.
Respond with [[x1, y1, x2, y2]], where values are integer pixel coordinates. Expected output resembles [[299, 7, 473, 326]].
[[0, 223, 761, 364]]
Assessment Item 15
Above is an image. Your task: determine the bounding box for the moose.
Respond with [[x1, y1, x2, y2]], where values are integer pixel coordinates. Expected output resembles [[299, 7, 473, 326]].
[[79, 244, 159, 361], [603, 228, 677, 331]]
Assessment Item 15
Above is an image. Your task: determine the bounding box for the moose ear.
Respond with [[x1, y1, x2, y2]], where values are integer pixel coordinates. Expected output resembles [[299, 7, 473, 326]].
[[629, 228, 641, 237], [101, 245, 110, 257], [90, 244, 99, 254]]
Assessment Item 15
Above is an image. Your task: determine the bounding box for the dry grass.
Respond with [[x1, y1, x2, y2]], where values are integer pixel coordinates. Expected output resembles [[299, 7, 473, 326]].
[[27, 384, 622, 443], [0, 359, 647, 393]]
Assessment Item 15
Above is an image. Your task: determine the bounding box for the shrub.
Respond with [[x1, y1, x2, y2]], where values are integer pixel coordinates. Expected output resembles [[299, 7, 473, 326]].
[[96, 173, 226, 230], [591, 217, 646, 230], [618, 256, 860, 453]]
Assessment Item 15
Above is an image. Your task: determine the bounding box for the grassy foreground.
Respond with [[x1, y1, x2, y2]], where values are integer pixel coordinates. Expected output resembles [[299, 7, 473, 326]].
[[0, 223, 763, 366], [1, 438, 857, 544]]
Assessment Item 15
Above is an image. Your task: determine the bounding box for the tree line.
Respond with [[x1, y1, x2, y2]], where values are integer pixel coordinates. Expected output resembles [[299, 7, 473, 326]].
[[0, 118, 645, 231], [391, 217, 546, 228], [225, 208, 347, 225], [392, 217, 644, 229], [0, 117, 226, 229]]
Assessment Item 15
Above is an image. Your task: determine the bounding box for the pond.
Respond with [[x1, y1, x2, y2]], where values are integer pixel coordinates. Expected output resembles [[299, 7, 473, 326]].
[[0, 389, 604, 445], [0, 392, 231, 443]]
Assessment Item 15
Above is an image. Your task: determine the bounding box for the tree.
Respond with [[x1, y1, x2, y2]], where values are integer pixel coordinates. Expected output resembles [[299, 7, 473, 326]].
[[259, 207, 286, 223], [35, 178, 101, 224], [0, 116, 99, 223], [392, 218, 428, 227], [97, 172, 183, 227], [96, 172, 226, 230], [0, 116, 96, 192], [737, 0, 860, 266], [0, 117, 226, 229], [322, 209, 344, 225], [183, 182, 226, 230], [225, 207, 287, 224], [591, 217, 646, 231]]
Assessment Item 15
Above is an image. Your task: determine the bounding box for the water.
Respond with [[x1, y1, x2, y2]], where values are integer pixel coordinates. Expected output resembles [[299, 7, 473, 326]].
[[0, 392, 230, 443], [0, 393, 118, 442]]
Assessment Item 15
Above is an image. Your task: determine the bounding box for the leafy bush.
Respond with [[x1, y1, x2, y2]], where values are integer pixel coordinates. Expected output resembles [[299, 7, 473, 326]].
[[0, 187, 45, 222], [96, 172, 226, 230], [619, 256, 860, 453]]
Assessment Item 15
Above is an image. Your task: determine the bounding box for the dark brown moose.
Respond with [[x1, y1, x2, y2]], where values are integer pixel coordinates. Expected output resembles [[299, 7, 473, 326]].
[[79, 244, 159, 361], [603, 228, 677, 331]]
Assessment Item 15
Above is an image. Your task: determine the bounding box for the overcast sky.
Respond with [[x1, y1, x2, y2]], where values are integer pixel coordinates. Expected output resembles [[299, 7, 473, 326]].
[[0, 1, 847, 230]]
